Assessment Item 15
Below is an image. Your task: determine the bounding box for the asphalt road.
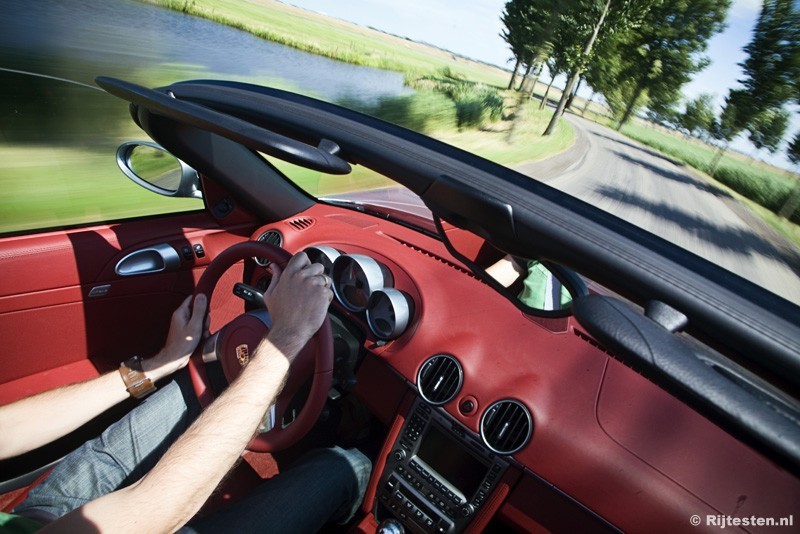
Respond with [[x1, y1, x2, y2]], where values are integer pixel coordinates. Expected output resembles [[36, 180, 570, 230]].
[[516, 113, 800, 306]]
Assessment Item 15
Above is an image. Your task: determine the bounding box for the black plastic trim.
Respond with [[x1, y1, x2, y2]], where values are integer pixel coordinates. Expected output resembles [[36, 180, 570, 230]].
[[574, 295, 800, 477]]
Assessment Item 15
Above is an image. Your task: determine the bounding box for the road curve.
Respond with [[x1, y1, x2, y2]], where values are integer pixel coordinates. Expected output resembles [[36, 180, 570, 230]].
[[516, 113, 800, 305]]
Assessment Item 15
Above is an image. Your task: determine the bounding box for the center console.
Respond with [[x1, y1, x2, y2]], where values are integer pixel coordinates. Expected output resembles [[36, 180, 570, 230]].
[[374, 398, 509, 533]]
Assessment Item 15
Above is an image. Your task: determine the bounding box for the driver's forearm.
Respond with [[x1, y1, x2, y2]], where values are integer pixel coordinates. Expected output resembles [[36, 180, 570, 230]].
[[0, 371, 130, 460], [47, 332, 301, 534]]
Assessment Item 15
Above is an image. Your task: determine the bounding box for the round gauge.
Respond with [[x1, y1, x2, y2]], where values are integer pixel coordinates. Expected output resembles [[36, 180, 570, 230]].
[[366, 288, 413, 340], [331, 254, 387, 312], [303, 246, 341, 276]]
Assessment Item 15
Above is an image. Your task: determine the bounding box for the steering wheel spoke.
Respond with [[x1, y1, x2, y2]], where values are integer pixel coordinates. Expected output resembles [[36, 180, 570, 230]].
[[188, 240, 333, 452]]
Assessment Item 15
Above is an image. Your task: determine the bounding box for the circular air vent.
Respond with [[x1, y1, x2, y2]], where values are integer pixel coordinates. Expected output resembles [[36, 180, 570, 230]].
[[254, 230, 283, 266], [417, 355, 463, 405], [480, 399, 532, 455]]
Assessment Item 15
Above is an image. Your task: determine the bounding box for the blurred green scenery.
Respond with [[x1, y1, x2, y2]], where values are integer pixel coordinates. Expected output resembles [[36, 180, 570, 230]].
[[1, 0, 797, 248], [0, 0, 574, 235], [128, 146, 185, 192], [145, 0, 800, 243]]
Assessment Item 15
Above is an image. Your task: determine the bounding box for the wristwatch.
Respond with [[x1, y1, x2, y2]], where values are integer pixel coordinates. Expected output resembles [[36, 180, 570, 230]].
[[119, 355, 156, 399]]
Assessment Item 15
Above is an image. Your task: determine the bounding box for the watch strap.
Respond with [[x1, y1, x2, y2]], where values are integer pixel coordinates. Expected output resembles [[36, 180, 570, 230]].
[[119, 356, 156, 399]]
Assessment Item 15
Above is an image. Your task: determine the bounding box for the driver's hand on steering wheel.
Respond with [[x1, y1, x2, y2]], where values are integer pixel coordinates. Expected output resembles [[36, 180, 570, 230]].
[[143, 293, 210, 382], [264, 252, 333, 354]]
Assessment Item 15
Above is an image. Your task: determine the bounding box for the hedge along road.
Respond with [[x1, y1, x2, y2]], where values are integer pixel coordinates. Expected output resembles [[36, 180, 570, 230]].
[[518, 113, 800, 306]]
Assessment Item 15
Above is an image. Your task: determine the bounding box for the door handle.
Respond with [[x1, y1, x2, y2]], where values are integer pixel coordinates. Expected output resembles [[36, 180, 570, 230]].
[[115, 243, 181, 276]]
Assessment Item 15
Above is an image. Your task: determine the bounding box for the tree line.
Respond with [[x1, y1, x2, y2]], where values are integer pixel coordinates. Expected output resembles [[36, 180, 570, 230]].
[[501, 0, 800, 176]]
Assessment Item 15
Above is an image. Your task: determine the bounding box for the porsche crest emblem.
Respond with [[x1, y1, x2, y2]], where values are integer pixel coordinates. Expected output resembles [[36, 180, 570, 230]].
[[235, 344, 250, 367]]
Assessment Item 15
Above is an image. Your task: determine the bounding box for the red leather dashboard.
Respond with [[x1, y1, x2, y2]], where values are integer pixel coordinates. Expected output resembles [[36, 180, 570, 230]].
[[251, 202, 800, 532]]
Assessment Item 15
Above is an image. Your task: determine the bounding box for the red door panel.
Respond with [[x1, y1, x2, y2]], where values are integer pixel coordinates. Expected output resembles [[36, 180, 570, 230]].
[[0, 212, 255, 403]]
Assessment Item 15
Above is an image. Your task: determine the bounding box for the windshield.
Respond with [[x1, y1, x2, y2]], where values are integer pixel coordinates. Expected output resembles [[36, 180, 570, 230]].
[[2, 0, 797, 306], [262, 155, 434, 229]]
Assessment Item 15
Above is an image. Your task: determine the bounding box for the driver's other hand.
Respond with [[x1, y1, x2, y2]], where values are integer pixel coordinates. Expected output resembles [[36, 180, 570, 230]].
[[143, 293, 209, 382], [264, 252, 332, 346]]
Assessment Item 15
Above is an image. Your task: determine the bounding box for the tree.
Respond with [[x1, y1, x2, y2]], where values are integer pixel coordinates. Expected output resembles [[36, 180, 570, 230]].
[[707, 93, 741, 175], [778, 132, 800, 219], [500, 0, 565, 91], [612, 0, 730, 130], [789, 132, 800, 166], [737, 0, 800, 123], [716, 0, 798, 167], [582, 28, 630, 116], [542, 0, 612, 134], [501, 0, 531, 90], [539, 58, 561, 110], [564, 75, 583, 110], [680, 93, 716, 139], [747, 107, 790, 154], [542, 0, 658, 136]]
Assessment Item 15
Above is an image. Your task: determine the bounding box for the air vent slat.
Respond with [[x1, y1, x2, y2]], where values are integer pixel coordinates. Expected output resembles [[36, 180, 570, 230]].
[[480, 400, 532, 455], [417, 355, 463, 406], [287, 217, 315, 231]]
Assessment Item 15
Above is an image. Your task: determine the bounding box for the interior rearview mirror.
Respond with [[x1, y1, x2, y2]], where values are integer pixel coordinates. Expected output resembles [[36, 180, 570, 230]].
[[116, 141, 202, 199]]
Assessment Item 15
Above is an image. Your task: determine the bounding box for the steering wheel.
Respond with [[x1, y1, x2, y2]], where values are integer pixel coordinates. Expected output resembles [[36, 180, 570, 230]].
[[187, 241, 333, 452]]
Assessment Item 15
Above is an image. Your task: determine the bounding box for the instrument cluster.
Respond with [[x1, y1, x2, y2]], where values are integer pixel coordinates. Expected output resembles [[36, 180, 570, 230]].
[[305, 246, 414, 340]]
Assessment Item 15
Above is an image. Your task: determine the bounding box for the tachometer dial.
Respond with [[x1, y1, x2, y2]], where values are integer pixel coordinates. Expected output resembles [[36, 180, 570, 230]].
[[366, 288, 413, 340], [303, 245, 341, 276], [331, 254, 388, 312]]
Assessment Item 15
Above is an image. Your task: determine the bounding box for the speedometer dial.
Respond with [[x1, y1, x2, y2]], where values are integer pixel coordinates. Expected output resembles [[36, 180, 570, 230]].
[[331, 254, 388, 312]]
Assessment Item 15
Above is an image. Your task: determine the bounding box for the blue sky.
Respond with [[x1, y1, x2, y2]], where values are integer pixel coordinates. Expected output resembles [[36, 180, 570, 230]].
[[286, 0, 798, 169]]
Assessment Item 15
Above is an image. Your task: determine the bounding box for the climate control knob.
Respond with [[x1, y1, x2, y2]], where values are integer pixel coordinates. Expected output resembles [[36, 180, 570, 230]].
[[393, 449, 406, 462], [460, 503, 475, 517]]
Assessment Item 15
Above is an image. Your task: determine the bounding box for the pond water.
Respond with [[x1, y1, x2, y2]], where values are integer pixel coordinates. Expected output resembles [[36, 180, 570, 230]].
[[0, 0, 411, 103]]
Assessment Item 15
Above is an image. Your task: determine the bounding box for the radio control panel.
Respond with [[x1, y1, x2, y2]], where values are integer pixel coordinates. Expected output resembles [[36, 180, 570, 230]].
[[375, 399, 508, 533]]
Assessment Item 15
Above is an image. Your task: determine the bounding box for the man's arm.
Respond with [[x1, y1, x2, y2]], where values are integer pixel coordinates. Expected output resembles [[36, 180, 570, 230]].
[[0, 294, 208, 460], [45, 253, 332, 533]]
